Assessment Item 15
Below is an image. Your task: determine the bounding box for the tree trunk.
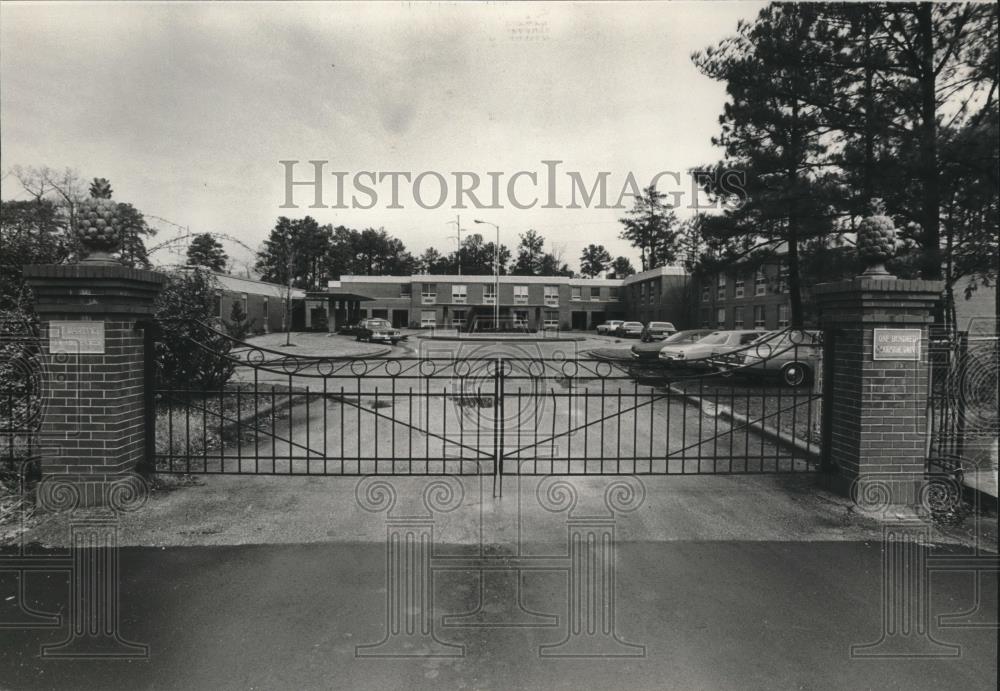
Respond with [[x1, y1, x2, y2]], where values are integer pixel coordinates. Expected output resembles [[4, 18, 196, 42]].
[[917, 3, 943, 281], [862, 10, 875, 204], [787, 100, 804, 330]]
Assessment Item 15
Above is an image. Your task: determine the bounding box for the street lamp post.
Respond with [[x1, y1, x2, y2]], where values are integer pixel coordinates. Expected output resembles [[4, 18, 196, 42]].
[[474, 219, 499, 331]]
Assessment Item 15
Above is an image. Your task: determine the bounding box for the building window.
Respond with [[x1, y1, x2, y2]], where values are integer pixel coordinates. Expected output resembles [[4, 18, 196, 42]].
[[777, 269, 788, 294], [640, 283, 647, 301], [717, 274, 726, 301], [652, 279, 661, 302], [700, 309, 711, 328], [263, 297, 269, 322], [513, 310, 529, 327], [452, 284, 467, 304], [240, 293, 249, 319], [571, 286, 582, 301], [753, 305, 766, 328], [733, 306, 744, 328], [514, 285, 528, 305], [544, 285, 559, 307], [716, 307, 726, 328], [755, 270, 767, 296], [422, 283, 437, 304], [609, 286, 619, 299], [484, 283, 496, 305], [400, 284, 412, 298], [734, 277, 744, 299], [452, 309, 467, 328], [701, 285, 710, 303], [590, 286, 601, 301], [778, 304, 790, 328], [420, 310, 436, 327], [543, 310, 559, 329], [213, 290, 223, 318]]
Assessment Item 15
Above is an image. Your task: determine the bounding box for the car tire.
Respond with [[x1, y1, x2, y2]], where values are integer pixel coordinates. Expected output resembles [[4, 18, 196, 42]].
[[781, 363, 811, 387]]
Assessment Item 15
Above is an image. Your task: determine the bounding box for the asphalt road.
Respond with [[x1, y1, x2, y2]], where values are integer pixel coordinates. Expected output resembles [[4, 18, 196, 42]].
[[1, 540, 995, 691]]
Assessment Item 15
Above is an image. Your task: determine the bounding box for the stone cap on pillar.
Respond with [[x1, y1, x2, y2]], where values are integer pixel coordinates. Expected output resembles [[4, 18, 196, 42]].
[[24, 263, 167, 318], [812, 277, 944, 327]]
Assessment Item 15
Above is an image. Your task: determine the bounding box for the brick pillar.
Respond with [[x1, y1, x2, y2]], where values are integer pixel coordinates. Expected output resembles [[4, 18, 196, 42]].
[[23, 264, 166, 506], [814, 277, 943, 507]]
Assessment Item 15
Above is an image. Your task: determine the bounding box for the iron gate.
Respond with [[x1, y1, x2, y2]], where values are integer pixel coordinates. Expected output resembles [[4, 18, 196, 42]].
[[927, 324, 999, 481], [151, 322, 824, 483]]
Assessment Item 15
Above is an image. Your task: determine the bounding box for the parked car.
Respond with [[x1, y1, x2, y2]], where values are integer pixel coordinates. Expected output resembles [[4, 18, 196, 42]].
[[713, 330, 821, 387], [658, 329, 763, 367], [596, 320, 624, 335], [630, 329, 714, 360], [641, 321, 677, 342], [617, 321, 645, 338], [355, 318, 402, 345]]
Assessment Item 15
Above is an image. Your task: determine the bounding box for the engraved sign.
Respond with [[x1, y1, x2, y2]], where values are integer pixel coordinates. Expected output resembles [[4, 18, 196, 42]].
[[49, 321, 106, 354], [873, 328, 920, 361]]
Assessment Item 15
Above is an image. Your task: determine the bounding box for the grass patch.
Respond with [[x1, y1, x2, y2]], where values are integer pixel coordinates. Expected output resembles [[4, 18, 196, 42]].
[[155, 387, 294, 470]]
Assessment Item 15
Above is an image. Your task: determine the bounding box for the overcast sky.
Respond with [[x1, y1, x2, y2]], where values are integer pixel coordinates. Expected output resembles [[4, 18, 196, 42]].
[[1, 1, 765, 273]]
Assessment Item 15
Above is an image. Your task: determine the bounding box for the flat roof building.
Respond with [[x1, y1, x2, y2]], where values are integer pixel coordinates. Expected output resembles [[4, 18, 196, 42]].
[[318, 267, 692, 331]]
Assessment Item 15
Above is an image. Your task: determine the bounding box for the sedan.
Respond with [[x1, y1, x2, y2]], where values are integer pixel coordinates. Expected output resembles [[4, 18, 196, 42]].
[[641, 321, 677, 342], [658, 329, 764, 367], [596, 320, 624, 335], [631, 329, 714, 360], [617, 321, 644, 338], [355, 318, 402, 345], [715, 330, 821, 387]]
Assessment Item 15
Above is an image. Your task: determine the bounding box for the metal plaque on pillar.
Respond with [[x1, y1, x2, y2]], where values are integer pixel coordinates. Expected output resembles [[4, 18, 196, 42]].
[[873, 328, 921, 361], [49, 321, 106, 354]]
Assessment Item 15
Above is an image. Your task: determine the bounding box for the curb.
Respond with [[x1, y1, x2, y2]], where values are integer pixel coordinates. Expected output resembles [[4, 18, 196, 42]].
[[417, 334, 587, 342], [666, 384, 821, 461], [238, 345, 392, 361]]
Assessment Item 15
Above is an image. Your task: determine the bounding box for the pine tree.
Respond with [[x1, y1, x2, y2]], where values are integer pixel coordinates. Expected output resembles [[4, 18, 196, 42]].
[[617, 185, 680, 271], [186, 233, 228, 272]]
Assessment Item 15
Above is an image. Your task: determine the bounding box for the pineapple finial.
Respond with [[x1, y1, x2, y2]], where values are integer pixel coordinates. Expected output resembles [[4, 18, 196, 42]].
[[75, 197, 125, 264], [856, 198, 897, 278], [89, 177, 113, 199]]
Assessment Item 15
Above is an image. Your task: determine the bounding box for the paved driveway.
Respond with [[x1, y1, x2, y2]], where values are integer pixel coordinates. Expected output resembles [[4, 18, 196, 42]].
[[1, 538, 996, 690]]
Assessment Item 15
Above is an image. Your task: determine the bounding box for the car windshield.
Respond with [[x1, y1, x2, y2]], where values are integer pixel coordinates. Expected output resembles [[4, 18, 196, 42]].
[[697, 332, 729, 345], [759, 330, 818, 346], [649, 322, 671, 328], [749, 331, 780, 344], [368, 320, 391, 329], [624, 322, 642, 327], [664, 330, 705, 344]]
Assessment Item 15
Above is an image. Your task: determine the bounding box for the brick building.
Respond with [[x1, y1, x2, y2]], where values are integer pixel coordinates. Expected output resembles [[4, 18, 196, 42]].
[[691, 260, 794, 331], [621, 266, 691, 325], [209, 273, 306, 334], [690, 260, 995, 333], [321, 267, 690, 331]]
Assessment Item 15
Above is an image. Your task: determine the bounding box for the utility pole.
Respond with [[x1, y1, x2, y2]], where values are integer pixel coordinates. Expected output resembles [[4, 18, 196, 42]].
[[447, 215, 462, 275], [285, 248, 294, 347]]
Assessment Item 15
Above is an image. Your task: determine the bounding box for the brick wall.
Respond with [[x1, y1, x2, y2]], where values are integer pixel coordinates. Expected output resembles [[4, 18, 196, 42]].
[[24, 263, 166, 506], [826, 328, 929, 483], [39, 319, 147, 479], [814, 277, 943, 505]]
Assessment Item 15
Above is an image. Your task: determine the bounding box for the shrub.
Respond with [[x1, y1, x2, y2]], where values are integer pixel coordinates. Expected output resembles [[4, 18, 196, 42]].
[[224, 300, 254, 341], [154, 269, 236, 391]]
